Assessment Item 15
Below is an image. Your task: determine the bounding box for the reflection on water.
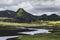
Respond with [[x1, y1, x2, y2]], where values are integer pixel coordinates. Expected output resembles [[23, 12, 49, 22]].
[[19, 28, 52, 35], [0, 28, 53, 40], [0, 36, 18, 40]]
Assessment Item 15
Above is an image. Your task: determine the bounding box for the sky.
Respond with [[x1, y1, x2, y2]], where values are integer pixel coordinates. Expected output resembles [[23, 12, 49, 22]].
[[0, 0, 60, 16]]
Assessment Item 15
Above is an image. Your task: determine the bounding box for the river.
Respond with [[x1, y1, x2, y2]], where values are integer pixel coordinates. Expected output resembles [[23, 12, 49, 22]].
[[0, 28, 53, 40]]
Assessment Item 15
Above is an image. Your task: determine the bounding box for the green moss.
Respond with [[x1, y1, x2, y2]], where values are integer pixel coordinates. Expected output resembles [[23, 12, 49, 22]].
[[16, 8, 24, 17]]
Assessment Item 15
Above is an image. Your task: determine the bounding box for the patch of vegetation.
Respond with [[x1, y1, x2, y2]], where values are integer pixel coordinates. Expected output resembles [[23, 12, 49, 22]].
[[18, 32, 60, 40], [16, 8, 24, 17], [0, 21, 60, 27]]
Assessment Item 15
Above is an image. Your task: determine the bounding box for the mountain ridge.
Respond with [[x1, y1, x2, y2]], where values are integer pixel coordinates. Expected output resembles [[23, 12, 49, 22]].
[[0, 10, 16, 17], [0, 8, 60, 23]]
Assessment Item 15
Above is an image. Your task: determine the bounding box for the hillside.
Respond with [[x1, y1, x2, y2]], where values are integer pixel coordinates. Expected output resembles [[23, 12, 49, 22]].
[[0, 10, 16, 17], [38, 14, 60, 21], [0, 8, 60, 23], [0, 10, 17, 22], [0, 8, 59, 27], [15, 8, 60, 23], [15, 8, 36, 23]]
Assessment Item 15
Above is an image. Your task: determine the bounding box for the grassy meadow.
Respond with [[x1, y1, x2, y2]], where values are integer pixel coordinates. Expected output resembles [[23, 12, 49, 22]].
[[18, 21, 60, 40], [0, 21, 60, 40], [0, 21, 60, 27]]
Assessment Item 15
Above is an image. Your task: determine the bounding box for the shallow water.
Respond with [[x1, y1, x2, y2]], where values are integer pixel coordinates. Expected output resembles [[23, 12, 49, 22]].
[[19, 28, 52, 35], [0, 36, 18, 40], [0, 28, 53, 40]]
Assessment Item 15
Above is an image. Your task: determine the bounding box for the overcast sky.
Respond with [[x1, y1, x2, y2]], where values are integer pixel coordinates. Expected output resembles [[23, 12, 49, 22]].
[[0, 0, 60, 16]]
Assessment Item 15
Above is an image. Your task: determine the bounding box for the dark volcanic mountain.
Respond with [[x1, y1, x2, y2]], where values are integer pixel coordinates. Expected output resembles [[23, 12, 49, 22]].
[[48, 14, 60, 21], [15, 8, 60, 22], [38, 14, 60, 21], [0, 10, 16, 17], [38, 14, 48, 20], [0, 8, 60, 23], [15, 8, 36, 22]]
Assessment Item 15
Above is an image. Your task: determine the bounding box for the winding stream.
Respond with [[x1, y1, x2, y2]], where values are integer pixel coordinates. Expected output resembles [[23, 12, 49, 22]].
[[0, 27, 53, 40]]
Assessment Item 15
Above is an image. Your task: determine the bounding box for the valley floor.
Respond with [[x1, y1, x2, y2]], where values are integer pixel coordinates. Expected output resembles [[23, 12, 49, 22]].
[[0, 21, 60, 40], [18, 31, 60, 40], [0, 21, 60, 28]]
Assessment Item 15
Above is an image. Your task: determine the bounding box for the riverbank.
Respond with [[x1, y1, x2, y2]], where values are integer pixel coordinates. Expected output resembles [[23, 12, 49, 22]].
[[0, 27, 60, 40], [18, 31, 60, 40], [17, 27, 60, 40]]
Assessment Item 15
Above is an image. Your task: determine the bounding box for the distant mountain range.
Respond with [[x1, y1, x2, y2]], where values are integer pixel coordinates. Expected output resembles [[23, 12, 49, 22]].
[[15, 8, 37, 22], [37, 14, 60, 21], [0, 8, 60, 23], [0, 10, 16, 17], [15, 8, 60, 22]]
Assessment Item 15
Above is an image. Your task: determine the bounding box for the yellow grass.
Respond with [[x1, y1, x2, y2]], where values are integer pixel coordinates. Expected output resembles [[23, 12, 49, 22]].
[[0, 17, 13, 19], [0, 21, 60, 27], [0, 22, 41, 27]]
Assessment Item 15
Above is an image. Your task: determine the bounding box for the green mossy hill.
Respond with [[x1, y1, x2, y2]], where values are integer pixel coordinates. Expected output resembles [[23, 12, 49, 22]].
[[15, 8, 36, 23], [16, 8, 24, 17], [16, 8, 34, 17]]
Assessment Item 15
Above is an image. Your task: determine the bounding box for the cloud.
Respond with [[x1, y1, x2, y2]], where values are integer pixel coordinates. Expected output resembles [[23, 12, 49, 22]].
[[0, 0, 14, 5], [3, 2, 34, 11], [27, 0, 60, 15], [0, 8, 6, 11], [0, 0, 60, 15]]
